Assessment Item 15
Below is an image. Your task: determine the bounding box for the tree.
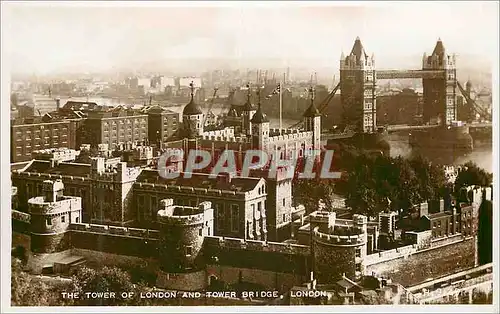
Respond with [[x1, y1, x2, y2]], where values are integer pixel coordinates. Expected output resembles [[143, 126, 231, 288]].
[[72, 266, 136, 306], [334, 150, 448, 218], [292, 178, 337, 213], [454, 161, 493, 192], [11, 257, 73, 306]]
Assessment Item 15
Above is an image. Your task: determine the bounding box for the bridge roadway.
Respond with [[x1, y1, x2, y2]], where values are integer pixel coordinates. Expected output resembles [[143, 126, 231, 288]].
[[322, 122, 492, 140], [406, 263, 493, 304]]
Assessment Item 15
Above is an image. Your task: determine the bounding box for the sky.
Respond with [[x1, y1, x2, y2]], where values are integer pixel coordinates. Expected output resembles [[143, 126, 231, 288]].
[[2, 1, 498, 75]]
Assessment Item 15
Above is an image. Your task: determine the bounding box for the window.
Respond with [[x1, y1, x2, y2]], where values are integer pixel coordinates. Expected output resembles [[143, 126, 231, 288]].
[[76, 217, 80, 223], [186, 246, 193, 256], [355, 264, 361, 272], [46, 218, 52, 226], [199, 229, 202, 236], [282, 198, 286, 207], [61, 216, 65, 223], [355, 249, 361, 258], [231, 204, 239, 232]]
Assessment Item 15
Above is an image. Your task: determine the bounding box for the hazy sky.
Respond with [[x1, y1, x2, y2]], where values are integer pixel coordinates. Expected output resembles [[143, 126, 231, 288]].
[[3, 1, 498, 74]]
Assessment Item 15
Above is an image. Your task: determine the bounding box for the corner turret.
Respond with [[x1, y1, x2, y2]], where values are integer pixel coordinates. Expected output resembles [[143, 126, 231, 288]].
[[241, 83, 256, 135], [182, 81, 204, 138], [28, 180, 82, 257], [251, 87, 270, 151]]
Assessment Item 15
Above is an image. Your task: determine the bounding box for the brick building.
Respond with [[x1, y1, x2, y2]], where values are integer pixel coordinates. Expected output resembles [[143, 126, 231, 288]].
[[84, 107, 149, 149], [10, 117, 82, 163], [147, 106, 180, 148]]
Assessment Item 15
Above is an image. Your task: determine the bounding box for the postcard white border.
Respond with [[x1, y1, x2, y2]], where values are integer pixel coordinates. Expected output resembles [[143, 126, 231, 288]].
[[1, 1, 498, 313]]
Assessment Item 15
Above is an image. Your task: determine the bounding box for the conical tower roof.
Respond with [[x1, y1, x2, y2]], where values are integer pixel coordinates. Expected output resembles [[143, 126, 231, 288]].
[[242, 84, 255, 111], [432, 38, 446, 56], [350, 36, 368, 60], [250, 103, 269, 123], [303, 87, 321, 117]]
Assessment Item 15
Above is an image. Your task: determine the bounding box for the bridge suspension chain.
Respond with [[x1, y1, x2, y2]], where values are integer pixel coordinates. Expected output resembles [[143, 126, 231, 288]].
[[288, 82, 341, 129], [203, 87, 219, 126], [456, 81, 491, 121]]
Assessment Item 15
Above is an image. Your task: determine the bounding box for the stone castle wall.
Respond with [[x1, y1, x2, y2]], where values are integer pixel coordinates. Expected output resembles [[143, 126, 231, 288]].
[[367, 237, 475, 287], [69, 223, 159, 258]]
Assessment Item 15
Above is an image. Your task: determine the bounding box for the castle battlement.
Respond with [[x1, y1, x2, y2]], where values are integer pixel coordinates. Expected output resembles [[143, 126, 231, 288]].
[[313, 227, 366, 246], [69, 223, 160, 239], [12, 209, 31, 223], [157, 200, 213, 226], [202, 128, 235, 138], [28, 196, 82, 215], [268, 131, 313, 143], [269, 128, 302, 136], [15, 171, 89, 181], [200, 135, 250, 143], [203, 236, 310, 256], [136, 182, 247, 197]]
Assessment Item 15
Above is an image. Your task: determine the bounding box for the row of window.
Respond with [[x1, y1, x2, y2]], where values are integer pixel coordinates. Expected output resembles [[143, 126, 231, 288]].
[[14, 127, 68, 136], [103, 119, 146, 126], [46, 215, 76, 225]]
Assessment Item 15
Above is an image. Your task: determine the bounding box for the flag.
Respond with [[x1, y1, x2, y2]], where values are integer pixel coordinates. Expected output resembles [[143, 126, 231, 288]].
[[266, 83, 281, 99]]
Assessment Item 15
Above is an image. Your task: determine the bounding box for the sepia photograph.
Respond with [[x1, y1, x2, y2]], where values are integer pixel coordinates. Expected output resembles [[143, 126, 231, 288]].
[[1, 1, 498, 312]]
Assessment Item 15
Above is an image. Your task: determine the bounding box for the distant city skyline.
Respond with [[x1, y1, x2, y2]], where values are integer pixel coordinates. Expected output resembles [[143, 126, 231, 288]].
[[3, 1, 498, 75]]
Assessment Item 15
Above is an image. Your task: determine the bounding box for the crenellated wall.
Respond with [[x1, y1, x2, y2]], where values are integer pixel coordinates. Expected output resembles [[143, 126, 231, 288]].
[[269, 129, 313, 142], [135, 182, 248, 198], [203, 236, 310, 256]]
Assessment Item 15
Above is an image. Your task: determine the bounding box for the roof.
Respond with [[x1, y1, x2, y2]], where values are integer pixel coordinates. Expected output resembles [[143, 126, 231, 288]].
[[242, 99, 255, 111], [250, 104, 269, 124], [336, 277, 361, 291], [432, 39, 446, 56], [11, 161, 32, 172], [350, 36, 368, 60], [303, 101, 321, 117], [423, 211, 452, 220], [62, 101, 99, 111], [18, 160, 91, 177], [135, 169, 262, 193], [183, 96, 203, 115]]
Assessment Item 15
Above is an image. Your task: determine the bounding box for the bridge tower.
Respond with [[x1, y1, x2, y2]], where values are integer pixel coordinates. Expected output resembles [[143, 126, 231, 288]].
[[422, 39, 457, 126], [340, 37, 377, 133]]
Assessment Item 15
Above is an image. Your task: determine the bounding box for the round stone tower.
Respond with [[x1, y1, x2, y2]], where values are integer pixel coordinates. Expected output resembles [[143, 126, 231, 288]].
[[156, 199, 214, 290], [157, 199, 214, 271], [29, 180, 83, 254], [312, 213, 368, 283]]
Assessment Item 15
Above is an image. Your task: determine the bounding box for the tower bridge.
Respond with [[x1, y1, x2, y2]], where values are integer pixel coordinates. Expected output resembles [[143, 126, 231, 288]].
[[294, 37, 491, 135]]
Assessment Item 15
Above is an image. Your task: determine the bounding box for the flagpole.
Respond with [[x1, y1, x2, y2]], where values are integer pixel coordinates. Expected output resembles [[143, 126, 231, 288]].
[[279, 73, 283, 135]]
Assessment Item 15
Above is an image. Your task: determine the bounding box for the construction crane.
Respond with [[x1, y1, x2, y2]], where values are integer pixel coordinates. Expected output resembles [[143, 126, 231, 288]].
[[456, 81, 491, 121], [202, 87, 219, 126], [288, 82, 341, 129]]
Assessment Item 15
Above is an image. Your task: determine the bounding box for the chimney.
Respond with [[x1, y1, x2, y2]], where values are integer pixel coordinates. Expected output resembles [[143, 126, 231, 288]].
[[419, 202, 429, 217], [56, 98, 61, 111], [439, 199, 444, 213], [219, 172, 233, 184]]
